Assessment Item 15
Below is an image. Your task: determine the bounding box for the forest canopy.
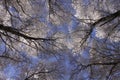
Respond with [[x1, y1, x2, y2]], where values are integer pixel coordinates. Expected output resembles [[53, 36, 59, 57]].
[[0, 0, 120, 80]]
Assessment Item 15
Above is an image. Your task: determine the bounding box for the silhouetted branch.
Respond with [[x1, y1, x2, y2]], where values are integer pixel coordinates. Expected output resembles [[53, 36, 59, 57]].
[[0, 24, 55, 41], [80, 10, 120, 46]]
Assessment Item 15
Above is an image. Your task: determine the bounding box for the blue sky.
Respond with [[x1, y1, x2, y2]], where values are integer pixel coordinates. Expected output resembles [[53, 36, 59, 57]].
[[4, 64, 21, 79]]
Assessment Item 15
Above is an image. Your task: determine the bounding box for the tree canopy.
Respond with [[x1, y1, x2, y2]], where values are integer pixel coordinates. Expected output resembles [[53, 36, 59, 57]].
[[0, 0, 120, 80]]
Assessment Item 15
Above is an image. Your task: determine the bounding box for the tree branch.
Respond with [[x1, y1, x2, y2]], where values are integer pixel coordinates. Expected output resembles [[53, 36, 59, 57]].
[[0, 24, 55, 41]]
